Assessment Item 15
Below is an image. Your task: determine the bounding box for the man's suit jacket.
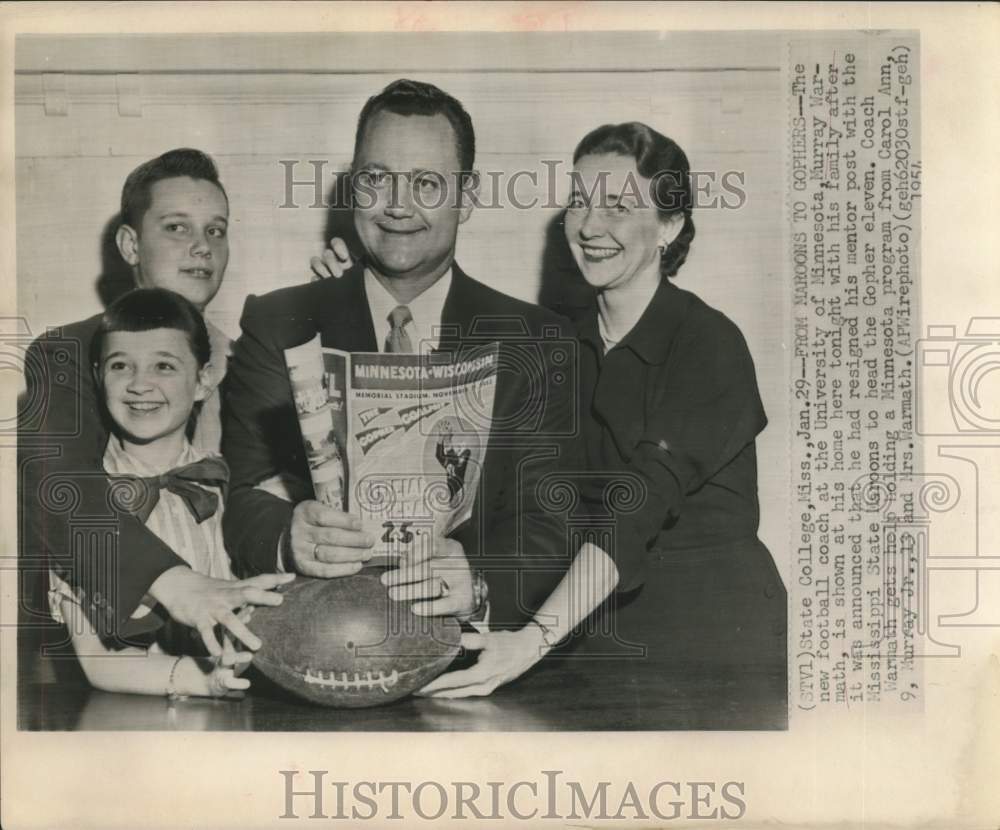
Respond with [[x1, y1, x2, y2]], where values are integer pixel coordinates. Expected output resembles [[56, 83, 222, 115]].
[[222, 263, 582, 626], [19, 315, 183, 638]]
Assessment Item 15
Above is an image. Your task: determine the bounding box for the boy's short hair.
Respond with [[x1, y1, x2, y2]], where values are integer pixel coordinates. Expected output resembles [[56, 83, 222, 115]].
[[120, 148, 228, 230], [91, 287, 211, 370]]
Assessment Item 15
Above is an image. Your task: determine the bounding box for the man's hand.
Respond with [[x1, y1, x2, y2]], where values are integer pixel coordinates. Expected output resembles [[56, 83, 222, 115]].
[[289, 500, 375, 577], [148, 567, 295, 656], [380, 537, 476, 617], [310, 237, 353, 280]]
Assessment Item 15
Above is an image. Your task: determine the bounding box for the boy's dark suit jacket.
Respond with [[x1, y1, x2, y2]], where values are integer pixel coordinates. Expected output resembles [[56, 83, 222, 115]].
[[222, 263, 582, 626], [19, 315, 184, 638]]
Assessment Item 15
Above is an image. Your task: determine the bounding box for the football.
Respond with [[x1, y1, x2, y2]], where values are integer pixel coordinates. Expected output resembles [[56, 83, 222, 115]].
[[246, 569, 462, 708]]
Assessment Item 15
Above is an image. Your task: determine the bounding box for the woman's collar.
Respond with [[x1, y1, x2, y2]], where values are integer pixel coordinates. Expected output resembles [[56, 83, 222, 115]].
[[579, 278, 690, 364]]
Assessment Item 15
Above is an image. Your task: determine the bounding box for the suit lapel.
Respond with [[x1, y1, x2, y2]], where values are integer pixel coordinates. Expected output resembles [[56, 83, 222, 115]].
[[436, 263, 480, 352], [317, 264, 379, 352], [435, 264, 496, 539]]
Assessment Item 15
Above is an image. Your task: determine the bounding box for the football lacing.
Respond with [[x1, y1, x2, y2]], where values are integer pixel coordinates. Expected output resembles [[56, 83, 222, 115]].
[[303, 668, 400, 694]]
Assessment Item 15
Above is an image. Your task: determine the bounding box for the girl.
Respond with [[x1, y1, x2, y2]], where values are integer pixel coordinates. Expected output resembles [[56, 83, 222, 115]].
[[48, 288, 293, 698]]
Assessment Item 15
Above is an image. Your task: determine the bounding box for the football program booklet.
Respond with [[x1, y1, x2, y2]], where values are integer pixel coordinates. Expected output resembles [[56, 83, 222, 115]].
[[283, 336, 500, 563]]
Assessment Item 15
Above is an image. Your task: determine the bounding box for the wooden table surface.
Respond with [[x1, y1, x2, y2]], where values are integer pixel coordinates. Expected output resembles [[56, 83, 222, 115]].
[[18, 637, 787, 732]]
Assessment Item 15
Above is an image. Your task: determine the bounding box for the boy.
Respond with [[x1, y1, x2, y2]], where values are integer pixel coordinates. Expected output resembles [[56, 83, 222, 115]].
[[48, 288, 292, 697], [20, 148, 257, 652]]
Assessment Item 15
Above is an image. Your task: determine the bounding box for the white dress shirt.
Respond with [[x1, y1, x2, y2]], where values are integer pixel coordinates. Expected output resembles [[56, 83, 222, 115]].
[[365, 267, 452, 353]]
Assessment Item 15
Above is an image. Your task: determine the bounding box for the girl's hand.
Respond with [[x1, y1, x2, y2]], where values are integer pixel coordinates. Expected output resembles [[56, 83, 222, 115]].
[[148, 568, 295, 657], [170, 647, 252, 699], [415, 625, 550, 699], [178, 628, 254, 698], [205, 648, 254, 698], [200, 606, 255, 698]]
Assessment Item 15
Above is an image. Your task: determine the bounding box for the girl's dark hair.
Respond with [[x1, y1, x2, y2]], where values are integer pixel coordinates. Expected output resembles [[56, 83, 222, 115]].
[[90, 287, 211, 370], [573, 122, 696, 278]]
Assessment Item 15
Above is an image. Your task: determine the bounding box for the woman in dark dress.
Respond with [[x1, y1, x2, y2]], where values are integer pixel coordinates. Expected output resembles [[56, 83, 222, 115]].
[[421, 122, 786, 699]]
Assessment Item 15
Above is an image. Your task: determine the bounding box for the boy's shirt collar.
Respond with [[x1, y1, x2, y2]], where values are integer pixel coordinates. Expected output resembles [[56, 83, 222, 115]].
[[203, 319, 233, 391]]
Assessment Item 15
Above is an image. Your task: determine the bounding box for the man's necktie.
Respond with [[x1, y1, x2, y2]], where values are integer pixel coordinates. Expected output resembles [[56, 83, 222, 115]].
[[385, 305, 414, 353], [114, 456, 230, 524]]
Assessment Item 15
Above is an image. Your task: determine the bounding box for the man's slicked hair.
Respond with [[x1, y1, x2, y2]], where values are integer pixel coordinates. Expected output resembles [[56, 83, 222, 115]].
[[120, 148, 228, 231], [353, 79, 475, 175]]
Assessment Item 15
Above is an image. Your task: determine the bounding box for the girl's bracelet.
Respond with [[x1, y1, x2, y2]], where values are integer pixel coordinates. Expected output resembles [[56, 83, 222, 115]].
[[165, 656, 188, 701], [529, 618, 562, 651]]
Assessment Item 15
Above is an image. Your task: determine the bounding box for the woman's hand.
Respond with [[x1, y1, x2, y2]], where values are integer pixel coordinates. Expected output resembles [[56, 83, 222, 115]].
[[148, 568, 295, 657], [416, 625, 549, 699], [380, 538, 476, 618], [310, 237, 353, 280]]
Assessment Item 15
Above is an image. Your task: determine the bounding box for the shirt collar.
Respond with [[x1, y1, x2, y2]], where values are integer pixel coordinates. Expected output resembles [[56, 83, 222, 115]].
[[364, 267, 453, 353], [578, 278, 690, 365], [103, 435, 205, 477], [597, 314, 618, 354], [203, 320, 232, 389]]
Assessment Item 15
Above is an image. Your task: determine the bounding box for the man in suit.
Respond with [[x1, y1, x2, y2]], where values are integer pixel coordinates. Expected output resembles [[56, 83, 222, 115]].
[[20, 149, 275, 653], [222, 79, 580, 626]]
